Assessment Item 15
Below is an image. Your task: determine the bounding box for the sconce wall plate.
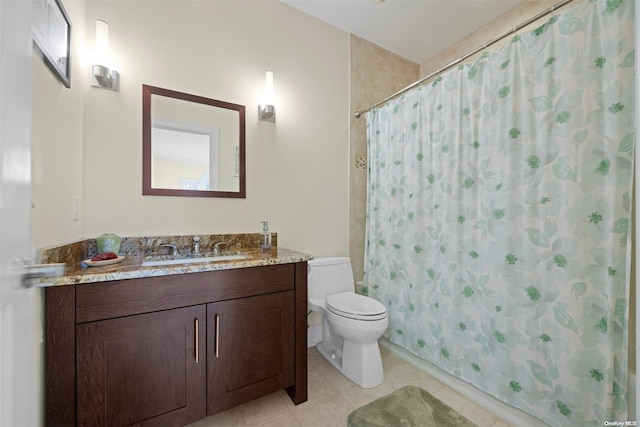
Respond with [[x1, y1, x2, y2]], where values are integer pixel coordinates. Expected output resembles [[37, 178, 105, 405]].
[[258, 104, 275, 122], [91, 65, 119, 90]]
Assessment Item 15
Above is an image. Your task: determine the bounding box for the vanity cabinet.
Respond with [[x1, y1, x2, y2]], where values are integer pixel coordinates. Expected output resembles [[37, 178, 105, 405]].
[[208, 292, 294, 414], [76, 306, 206, 426], [45, 262, 308, 427]]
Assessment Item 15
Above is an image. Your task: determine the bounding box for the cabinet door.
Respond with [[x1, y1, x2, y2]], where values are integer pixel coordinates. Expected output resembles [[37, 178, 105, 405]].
[[207, 291, 294, 414], [77, 305, 206, 427]]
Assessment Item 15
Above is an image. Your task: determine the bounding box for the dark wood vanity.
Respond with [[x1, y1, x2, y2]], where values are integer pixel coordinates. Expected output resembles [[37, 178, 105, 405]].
[[45, 261, 308, 426]]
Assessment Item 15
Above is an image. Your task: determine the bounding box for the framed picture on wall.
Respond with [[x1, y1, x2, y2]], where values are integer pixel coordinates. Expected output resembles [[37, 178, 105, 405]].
[[32, 0, 72, 88]]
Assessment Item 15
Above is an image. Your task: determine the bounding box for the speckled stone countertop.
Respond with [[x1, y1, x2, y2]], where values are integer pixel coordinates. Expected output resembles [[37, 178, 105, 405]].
[[37, 233, 312, 287]]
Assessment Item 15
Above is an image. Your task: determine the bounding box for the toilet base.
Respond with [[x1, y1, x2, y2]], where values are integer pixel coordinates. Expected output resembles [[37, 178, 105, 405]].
[[316, 338, 384, 389]]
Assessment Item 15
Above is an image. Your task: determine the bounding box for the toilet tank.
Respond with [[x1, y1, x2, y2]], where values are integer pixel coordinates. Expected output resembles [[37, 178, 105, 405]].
[[308, 257, 355, 302]]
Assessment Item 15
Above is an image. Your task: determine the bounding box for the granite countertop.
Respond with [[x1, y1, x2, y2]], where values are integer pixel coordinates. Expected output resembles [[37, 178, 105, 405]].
[[41, 246, 312, 287]]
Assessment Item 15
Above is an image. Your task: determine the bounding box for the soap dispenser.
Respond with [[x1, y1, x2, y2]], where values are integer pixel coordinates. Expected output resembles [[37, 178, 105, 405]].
[[260, 220, 272, 250]]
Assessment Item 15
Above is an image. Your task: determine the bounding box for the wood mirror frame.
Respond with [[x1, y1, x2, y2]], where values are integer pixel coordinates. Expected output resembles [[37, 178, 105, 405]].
[[142, 84, 246, 198]]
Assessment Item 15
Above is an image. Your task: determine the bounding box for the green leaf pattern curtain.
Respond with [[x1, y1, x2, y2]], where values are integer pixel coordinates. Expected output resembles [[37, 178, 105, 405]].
[[364, 0, 635, 425]]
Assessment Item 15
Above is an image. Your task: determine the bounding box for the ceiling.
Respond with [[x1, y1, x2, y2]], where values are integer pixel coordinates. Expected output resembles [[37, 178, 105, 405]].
[[279, 0, 527, 64]]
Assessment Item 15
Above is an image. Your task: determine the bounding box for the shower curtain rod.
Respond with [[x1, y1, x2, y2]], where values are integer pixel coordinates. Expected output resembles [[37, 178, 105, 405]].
[[354, 0, 574, 118]]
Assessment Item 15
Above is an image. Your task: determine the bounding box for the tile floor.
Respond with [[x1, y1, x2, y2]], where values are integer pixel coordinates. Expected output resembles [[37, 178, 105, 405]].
[[187, 346, 513, 427]]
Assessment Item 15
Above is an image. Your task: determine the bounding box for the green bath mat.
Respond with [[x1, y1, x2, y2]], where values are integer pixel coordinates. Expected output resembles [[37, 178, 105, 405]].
[[347, 385, 478, 427]]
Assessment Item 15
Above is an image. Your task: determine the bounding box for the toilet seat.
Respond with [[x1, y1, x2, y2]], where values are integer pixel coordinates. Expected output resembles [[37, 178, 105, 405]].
[[326, 292, 387, 321]]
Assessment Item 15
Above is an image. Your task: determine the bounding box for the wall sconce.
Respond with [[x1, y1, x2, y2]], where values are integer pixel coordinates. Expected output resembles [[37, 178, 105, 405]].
[[258, 71, 276, 122], [91, 20, 119, 91]]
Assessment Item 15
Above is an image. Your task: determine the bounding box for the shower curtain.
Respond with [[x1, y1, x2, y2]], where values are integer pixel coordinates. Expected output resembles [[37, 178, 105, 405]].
[[363, 0, 635, 425]]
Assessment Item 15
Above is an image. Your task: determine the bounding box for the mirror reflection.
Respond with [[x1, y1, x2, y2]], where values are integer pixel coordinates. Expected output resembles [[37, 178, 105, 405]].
[[142, 85, 246, 198]]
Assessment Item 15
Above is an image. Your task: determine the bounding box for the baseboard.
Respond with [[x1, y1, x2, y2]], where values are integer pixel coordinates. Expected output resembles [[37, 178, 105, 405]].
[[307, 324, 322, 347]]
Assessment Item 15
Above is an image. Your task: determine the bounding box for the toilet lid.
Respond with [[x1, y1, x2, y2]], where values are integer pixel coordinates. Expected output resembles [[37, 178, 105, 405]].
[[326, 292, 387, 321]]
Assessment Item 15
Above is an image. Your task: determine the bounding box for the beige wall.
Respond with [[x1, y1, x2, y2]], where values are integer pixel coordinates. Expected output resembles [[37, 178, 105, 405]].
[[32, 1, 350, 259], [349, 35, 419, 282], [419, 0, 557, 78], [31, 0, 87, 249], [152, 159, 209, 190]]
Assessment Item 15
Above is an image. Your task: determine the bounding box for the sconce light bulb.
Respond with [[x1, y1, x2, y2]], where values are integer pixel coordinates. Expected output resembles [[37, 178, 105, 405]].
[[95, 20, 109, 66], [263, 70, 275, 105]]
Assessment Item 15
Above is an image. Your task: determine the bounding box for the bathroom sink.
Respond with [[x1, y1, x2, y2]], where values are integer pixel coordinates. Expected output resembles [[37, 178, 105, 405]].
[[141, 253, 249, 267]]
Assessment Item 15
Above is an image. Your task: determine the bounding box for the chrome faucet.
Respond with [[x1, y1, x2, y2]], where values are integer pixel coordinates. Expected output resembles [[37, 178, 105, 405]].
[[213, 242, 229, 256], [193, 236, 201, 257], [159, 244, 178, 256]]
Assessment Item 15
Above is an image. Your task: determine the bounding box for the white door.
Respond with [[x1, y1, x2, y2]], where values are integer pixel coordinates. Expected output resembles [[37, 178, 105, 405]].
[[0, 1, 39, 427]]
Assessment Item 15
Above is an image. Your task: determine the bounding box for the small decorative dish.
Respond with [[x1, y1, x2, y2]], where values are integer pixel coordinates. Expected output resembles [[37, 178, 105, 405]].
[[83, 256, 125, 267]]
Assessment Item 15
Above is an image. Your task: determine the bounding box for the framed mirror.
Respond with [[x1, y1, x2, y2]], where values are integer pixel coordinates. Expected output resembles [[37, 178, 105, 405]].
[[142, 84, 246, 198]]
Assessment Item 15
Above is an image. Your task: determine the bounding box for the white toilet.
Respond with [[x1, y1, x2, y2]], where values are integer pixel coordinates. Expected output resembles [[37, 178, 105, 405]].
[[307, 257, 388, 388]]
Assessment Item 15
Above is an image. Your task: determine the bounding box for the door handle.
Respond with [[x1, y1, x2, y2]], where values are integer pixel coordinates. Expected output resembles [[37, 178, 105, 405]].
[[195, 318, 199, 364], [215, 314, 220, 358], [18, 259, 65, 288]]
